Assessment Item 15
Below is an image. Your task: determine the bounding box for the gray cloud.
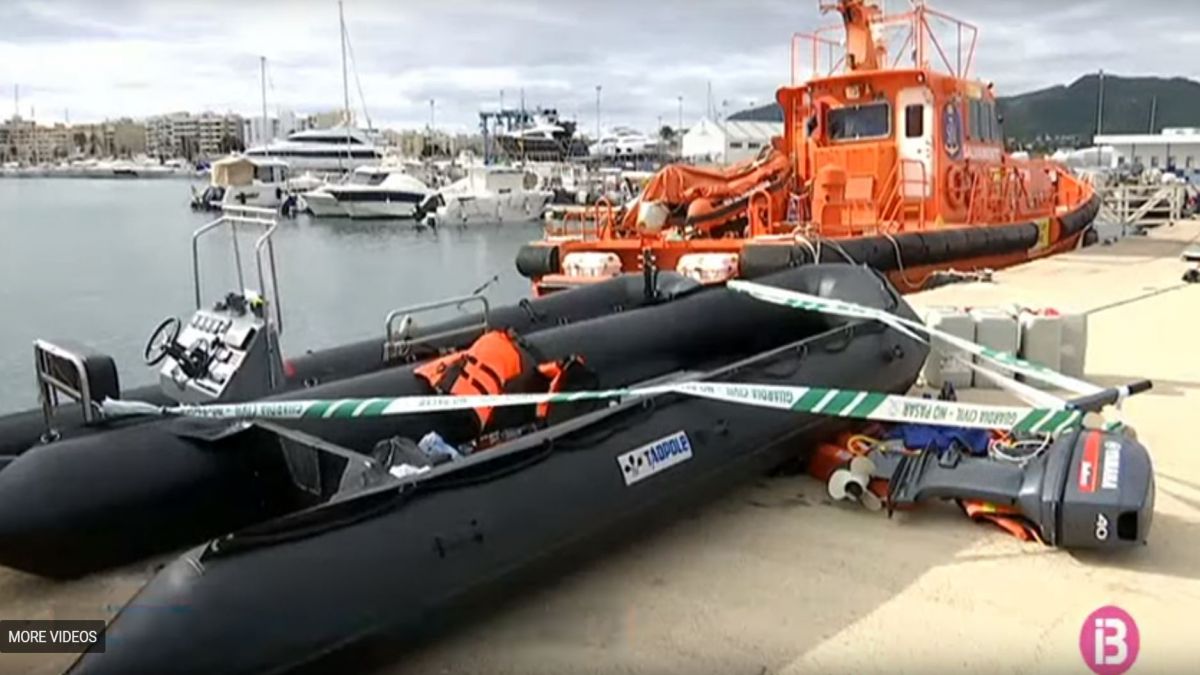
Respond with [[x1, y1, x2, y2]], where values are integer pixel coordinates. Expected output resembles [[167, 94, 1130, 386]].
[[3, 0, 1199, 132]]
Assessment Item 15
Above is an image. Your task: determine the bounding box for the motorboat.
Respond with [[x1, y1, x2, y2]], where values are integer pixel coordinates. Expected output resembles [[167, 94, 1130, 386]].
[[243, 127, 384, 174], [190, 156, 292, 210], [57, 263, 927, 675], [521, 0, 1100, 296], [0, 207, 697, 577], [493, 109, 590, 162], [420, 166, 553, 227], [302, 165, 430, 219], [589, 126, 662, 159]]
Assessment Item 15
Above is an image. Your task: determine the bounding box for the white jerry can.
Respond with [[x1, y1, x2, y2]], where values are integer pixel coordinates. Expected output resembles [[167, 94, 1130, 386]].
[[1059, 313, 1089, 378], [969, 307, 1020, 388], [920, 306, 975, 389], [1018, 310, 1063, 389]]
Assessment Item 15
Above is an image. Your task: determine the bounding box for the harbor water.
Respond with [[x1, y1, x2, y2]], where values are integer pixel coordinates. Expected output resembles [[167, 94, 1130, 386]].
[[0, 178, 541, 412]]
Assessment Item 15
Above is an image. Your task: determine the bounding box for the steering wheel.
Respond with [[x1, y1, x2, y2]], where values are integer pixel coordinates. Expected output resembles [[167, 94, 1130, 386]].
[[144, 317, 183, 366]]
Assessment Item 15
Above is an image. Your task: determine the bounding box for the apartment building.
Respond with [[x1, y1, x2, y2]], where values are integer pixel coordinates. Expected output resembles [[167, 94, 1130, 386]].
[[145, 111, 244, 160]]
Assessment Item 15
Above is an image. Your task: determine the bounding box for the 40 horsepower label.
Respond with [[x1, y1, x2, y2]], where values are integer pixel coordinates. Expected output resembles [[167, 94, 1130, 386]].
[[617, 431, 693, 486]]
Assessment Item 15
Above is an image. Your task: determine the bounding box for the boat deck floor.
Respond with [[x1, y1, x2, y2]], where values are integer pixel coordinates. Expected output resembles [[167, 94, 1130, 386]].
[[3, 219, 1198, 674]]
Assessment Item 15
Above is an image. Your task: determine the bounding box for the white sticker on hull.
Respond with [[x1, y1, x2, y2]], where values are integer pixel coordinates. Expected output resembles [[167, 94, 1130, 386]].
[[617, 431, 693, 486]]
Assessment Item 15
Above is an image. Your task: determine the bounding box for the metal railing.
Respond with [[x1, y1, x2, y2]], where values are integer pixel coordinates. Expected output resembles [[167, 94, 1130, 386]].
[[383, 295, 490, 363], [1097, 183, 1186, 228], [33, 340, 99, 435], [191, 204, 283, 333]]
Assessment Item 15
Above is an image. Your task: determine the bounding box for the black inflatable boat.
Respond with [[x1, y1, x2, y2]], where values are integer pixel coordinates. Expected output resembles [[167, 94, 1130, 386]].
[[67, 264, 927, 675], [0, 272, 686, 463], [0, 272, 697, 577]]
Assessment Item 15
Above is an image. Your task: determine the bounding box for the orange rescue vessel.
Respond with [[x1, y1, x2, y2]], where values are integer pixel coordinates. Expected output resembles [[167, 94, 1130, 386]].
[[517, 0, 1099, 295]]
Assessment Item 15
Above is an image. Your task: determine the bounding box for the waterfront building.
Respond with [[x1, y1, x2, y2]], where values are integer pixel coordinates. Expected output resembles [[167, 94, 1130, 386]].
[[1095, 128, 1200, 173], [145, 111, 244, 161], [680, 117, 783, 165]]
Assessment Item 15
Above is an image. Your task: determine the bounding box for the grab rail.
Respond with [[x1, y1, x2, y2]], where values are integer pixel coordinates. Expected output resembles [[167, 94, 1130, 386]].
[[383, 295, 491, 363], [593, 196, 616, 239], [191, 204, 283, 333], [747, 188, 773, 236]]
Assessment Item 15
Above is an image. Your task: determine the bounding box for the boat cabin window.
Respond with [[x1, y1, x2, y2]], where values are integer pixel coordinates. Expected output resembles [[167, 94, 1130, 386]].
[[968, 99, 1002, 144], [904, 104, 924, 138], [255, 164, 286, 182], [828, 102, 890, 141], [730, 142, 744, 149], [350, 171, 388, 186], [300, 135, 363, 145]]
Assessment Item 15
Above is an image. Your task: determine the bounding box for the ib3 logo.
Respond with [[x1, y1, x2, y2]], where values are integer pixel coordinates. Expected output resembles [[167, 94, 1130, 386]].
[[1079, 605, 1140, 675]]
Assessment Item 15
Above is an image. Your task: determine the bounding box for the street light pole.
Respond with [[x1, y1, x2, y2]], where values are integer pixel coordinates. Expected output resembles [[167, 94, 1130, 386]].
[[595, 85, 602, 140], [677, 95, 683, 131]]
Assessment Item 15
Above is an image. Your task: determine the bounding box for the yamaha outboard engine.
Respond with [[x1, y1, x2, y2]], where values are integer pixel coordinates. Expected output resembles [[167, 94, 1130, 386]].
[[844, 383, 1156, 550], [879, 427, 1154, 549]]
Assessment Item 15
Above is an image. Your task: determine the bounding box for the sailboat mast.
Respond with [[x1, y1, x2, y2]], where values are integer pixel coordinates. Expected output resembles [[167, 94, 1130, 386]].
[[260, 56, 269, 156], [339, 0, 350, 170]]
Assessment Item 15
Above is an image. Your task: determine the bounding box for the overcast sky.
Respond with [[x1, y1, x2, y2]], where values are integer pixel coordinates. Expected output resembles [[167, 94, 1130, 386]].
[[1, 0, 1197, 133]]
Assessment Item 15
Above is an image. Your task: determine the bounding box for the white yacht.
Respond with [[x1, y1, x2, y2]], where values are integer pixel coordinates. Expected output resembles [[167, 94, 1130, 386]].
[[493, 110, 589, 161], [243, 127, 383, 173], [420, 166, 552, 227], [303, 165, 430, 219], [588, 127, 661, 158]]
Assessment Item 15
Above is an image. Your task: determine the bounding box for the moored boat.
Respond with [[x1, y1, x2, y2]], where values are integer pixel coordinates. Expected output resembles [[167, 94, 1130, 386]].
[[0, 209, 694, 576], [421, 165, 552, 227], [189, 156, 293, 211], [519, 0, 1100, 295], [66, 263, 927, 675]]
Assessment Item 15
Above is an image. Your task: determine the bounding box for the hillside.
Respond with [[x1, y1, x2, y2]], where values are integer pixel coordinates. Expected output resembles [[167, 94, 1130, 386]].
[[998, 74, 1200, 144], [726, 75, 1200, 146]]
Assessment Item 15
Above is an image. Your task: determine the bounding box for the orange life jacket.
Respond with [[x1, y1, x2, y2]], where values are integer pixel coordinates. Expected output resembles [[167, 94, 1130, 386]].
[[959, 500, 1043, 544], [414, 330, 576, 431]]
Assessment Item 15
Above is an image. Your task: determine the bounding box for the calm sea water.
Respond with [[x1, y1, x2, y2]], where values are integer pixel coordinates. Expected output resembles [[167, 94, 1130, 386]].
[[0, 178, 541, 412]]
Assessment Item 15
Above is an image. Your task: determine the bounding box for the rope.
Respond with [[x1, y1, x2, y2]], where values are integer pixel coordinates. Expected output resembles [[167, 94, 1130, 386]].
[[791, 229, 819, 263], [881, 231, 931, 290]]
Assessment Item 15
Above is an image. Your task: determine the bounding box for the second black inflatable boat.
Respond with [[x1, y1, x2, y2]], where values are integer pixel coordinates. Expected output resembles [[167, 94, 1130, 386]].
[[67, 263, 927, 675]]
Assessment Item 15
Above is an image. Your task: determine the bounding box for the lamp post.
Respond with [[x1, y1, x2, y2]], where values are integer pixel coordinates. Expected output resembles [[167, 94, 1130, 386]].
[[677, 95, 683, 131], [595, 85, 602, 140]]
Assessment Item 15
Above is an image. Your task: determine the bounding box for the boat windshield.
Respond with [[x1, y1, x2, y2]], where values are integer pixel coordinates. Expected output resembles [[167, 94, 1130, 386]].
[[349, 171, 388, 186], [828, 102, 890, 141]]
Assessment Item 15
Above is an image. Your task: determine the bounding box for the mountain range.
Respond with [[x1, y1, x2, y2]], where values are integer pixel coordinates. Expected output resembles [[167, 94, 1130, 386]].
[[726, 74, 1200, 147]]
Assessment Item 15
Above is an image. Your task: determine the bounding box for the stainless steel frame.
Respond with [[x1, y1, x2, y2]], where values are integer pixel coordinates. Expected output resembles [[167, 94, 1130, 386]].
[[383, 295, 490, 362], [191, 204, 284, 334]]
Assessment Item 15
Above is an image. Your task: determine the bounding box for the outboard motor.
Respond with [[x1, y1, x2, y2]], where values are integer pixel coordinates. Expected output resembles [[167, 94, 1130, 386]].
[[853, 383, 1155, 550], [877, 427, 1154, 549], [146, 204, 286, 404]]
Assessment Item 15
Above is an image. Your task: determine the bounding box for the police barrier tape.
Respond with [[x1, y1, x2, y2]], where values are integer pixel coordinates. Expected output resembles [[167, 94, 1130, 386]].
[[726, 280, 1104, 397], [99, 380, 1081, 435]]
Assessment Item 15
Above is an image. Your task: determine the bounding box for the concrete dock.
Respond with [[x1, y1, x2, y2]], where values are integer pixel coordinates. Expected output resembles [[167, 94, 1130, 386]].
[[2, 220, 1197, 675]]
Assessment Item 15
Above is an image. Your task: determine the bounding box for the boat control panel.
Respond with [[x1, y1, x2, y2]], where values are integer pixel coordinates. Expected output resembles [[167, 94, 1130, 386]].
[[145, 291, 284, 404]]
